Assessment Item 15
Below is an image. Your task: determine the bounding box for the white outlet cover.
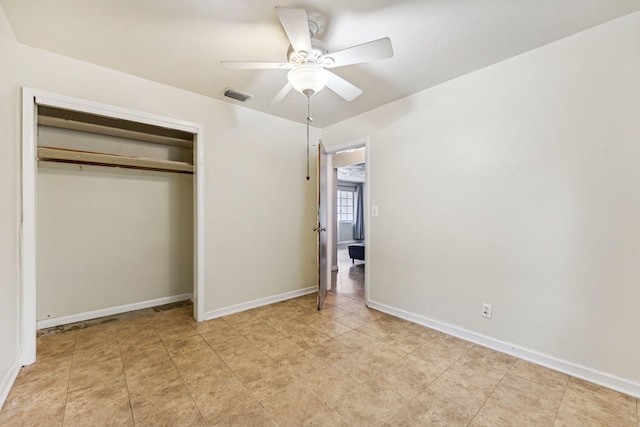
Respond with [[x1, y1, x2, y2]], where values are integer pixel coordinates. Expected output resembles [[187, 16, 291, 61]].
[[482, 303, 492, 318]]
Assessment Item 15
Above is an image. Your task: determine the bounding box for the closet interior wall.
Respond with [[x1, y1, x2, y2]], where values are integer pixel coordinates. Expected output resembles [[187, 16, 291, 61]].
[[35, 108, 194, 325]]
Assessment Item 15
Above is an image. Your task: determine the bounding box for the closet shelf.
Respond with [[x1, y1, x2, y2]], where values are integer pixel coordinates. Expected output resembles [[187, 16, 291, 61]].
[[37, 146, 194, 174], [38, 115, 193, 148]]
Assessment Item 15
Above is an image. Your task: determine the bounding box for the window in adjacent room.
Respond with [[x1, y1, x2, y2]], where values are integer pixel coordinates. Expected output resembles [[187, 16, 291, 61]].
[[337, 188, 355, 222]]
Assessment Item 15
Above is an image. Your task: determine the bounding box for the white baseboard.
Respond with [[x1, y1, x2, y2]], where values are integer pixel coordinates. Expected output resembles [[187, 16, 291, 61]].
[[0, 360, 21, 409], [36, 293, 193, 329], [204, 287, 316, 320], [367, 300, 640, 399]]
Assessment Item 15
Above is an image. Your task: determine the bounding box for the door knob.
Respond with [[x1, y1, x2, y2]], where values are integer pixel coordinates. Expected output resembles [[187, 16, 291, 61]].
[[313, 226, 327, 232]]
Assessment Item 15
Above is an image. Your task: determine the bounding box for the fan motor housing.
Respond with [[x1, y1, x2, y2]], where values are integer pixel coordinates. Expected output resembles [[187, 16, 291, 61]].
[[288, 38, 330, 66]]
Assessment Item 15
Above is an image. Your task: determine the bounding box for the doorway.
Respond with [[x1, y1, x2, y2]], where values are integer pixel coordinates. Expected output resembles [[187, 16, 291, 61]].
[[325, 142, 369, 306]]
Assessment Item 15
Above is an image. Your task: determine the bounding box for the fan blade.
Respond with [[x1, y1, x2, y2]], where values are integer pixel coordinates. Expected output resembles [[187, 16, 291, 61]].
[[268, 82, 293, 106], [275, 6, 312, 54], [221, 61, 292, 70], [326, 72, 363, 102], [325, 37, 393, 68]]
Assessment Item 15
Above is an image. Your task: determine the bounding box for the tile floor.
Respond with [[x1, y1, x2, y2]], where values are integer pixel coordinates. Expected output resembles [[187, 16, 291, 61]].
[[1, 292, 638, 426]]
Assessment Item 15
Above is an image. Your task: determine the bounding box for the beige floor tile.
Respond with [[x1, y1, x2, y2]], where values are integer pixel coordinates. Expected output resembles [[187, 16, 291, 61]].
[[475, 369, 566, 426], [382, 408, 420, 427], [261, 382, 326, 425], [364, 367, 424, 401], [303, 406, 351, 426], [336, 313, 374, 329], [210, 336, 257, 360], [1, 374, 68, 414], [63, 395, 133, 426], [244, 325, 287, 348], [120, 342, 171, 372], [428, 359, 505, 412], [555, 377, 637, 426], [305, 339, 353, 364], [260, 337, 306, 360], [191, 377, 258, 423], [333, 329, 375, 350], [37, 332, 77, 360], [129, 378, 195, 423], [0, 402, 65, 426], [68, 355, 125, 392], [170, 345, 226, 375], [508, 359, 569, 388], [226, 352, 276, 383], [156, 320, 198, 341], [124, 357, 181, 394], [411, 334, 473, 370], [455, 345, 517, 375], [290, 327, 333, 349], [298, 365, 360, 405], [333, 382, 406, 427], [72, 341, 121, 365], [405, 388, 475, 426], [317, 305, 350, 320], [199, 324, 242, 346], [232, 319, 273, 336], [278, 349, 328, 379], [192, 317, 229, 333], [243, 364, 297, 401], [211, 401, 278, 427], [163, 333, 210, 359], [11, 355, 72, 388], [311, 319, 353, 338], [135, 399, 205, 427], [333, 349, 381, 384], [222, 310, 260, 325], [391, 353, 445, 389]]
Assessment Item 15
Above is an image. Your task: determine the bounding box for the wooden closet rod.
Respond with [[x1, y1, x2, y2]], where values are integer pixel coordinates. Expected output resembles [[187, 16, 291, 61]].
[[38, 115, 193, 149]]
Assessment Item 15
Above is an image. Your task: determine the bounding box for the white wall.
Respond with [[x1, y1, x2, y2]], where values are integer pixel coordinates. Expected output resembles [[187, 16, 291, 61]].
[[36, 163, 193, 320], [18, 44, 318, 316], [0, 3, 20, 403], [323, 11, 640, 389]]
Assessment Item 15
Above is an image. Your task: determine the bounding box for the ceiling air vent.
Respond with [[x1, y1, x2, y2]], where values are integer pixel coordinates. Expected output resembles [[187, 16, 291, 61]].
[[223, 88, 252, 102]]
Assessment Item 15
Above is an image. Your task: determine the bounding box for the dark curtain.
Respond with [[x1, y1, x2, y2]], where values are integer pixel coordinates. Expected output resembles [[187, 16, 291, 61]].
[[353, 184, 364, 240]]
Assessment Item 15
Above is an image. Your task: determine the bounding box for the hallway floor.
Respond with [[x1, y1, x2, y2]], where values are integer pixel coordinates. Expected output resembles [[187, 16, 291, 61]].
[[330, 246, 365, 302], [1, 293, 638, 426]]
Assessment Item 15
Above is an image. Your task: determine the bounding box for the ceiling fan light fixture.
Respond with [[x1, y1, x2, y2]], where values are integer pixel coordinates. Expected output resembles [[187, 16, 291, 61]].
[[287, 64, 330, 96]]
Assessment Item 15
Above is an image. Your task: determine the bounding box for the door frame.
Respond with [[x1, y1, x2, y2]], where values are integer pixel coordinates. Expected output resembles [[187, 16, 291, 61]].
[[20, 88, 206, 365], [325, 137, 371, 305]]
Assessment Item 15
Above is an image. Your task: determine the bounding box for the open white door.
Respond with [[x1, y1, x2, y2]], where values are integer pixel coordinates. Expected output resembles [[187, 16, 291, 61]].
[[316, 141, 329, 310]]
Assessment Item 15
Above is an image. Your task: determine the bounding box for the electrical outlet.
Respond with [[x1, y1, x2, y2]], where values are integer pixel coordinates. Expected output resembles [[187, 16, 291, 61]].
[[482, 303, 492, 319]]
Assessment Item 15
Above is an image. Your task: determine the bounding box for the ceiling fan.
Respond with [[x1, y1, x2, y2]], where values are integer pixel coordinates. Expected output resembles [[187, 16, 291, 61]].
[[221, 6, 394, 105]]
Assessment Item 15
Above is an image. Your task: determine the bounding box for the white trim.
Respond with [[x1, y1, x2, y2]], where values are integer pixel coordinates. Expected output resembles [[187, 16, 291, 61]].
[[367, 300, 640, 399], [0, 361, 21, 409], [20, 88, 206, 365], [33, 92, 199, 133], [204, 287, 316, 320], [194, 127, 205, 321], [20, 89, 37, 366], [36, 294, 193, 329]]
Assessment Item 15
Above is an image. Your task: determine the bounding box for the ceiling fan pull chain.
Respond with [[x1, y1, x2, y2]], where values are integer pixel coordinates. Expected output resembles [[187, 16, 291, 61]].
[[306, 94, 311, 181]]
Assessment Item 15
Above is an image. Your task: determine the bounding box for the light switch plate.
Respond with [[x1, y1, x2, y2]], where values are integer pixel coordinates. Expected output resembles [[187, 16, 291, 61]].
[[372, 205, 379, 217]]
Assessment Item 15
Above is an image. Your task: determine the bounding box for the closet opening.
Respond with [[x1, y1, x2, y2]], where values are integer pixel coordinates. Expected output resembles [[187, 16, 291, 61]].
[[21, 89, 206, 365]]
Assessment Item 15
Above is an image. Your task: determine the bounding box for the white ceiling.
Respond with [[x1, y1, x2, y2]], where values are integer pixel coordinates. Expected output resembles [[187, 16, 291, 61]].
[[338, 164, 366, 183], [2, 0, 639, 127]]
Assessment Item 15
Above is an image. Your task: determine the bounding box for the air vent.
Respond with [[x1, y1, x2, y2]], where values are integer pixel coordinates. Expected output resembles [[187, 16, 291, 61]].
[[223, 88, 252, 102]]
